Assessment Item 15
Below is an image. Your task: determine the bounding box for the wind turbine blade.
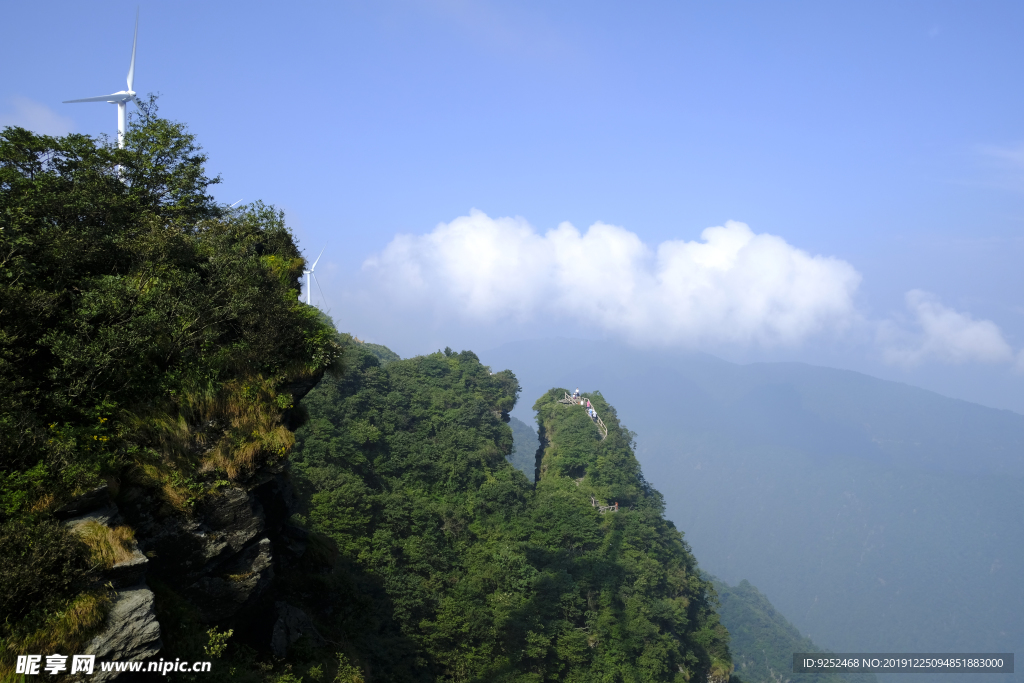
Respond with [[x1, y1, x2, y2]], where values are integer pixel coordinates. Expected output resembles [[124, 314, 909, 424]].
[[313, 273, 329, 311], [309, 247, 325, 272], [127, 8, 139, 91], [230, 199, 243, 207], [64, 94, 127, 103]]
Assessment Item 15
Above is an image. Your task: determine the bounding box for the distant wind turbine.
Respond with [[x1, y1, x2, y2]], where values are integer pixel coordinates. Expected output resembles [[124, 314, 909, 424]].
[[304, 248, 326, 306], [230, 199, 244, 207], [63, 9, 142, 149]]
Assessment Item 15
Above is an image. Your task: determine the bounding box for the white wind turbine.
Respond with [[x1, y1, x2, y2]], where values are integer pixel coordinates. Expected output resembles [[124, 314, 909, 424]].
[[63, 9, 142, 149], [304, 248, 326, 306]]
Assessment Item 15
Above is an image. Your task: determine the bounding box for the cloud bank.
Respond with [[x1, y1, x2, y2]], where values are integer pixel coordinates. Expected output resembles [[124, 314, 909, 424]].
[[365, 210, 862, 346], [882, 291, 1019, 367]]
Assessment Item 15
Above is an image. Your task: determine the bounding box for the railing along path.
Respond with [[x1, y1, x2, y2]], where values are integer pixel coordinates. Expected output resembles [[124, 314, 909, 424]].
[[558, 392, 608, 440]]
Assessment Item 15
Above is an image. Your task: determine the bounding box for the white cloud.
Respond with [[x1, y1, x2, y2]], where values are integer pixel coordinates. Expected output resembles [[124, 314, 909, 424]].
[[881, 290, 1016, 366], [0, 96, 75, 137], [364, 210, 862, 346]]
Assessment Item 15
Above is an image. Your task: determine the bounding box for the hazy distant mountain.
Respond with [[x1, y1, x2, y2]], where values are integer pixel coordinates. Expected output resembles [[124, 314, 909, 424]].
[[485, 338, 1024, 683], [710, 577, 877, 683]]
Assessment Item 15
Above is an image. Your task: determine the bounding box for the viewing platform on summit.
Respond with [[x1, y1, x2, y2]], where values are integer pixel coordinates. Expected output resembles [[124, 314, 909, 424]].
[[559, 391, 608, 440]]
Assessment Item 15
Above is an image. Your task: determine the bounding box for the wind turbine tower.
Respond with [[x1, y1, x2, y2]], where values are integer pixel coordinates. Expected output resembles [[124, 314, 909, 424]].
[[64, 9, 142, 148], [304, 249, 325, 306]]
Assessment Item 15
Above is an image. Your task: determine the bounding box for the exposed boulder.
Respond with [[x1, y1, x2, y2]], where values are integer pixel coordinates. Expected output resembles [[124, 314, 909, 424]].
[[105, 550, 150, 590], [84, 585, 162, 681]]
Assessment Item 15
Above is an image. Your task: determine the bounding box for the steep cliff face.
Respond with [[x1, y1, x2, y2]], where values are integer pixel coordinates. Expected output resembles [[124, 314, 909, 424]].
[[48, 450, 316, 678], [127, 478, 279, 623]]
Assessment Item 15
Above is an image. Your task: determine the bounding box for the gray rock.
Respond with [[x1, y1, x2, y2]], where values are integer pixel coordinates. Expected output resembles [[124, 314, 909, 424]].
[[186, 537, 273, 621], [135, 486, 266, 575], [271, 602, 325, 658], [198, 488, 265, 567], [84, 585, 162, 681], [107, 549, 150, 589], [63, 502, 121, 531], [54, 484, 110, 520]]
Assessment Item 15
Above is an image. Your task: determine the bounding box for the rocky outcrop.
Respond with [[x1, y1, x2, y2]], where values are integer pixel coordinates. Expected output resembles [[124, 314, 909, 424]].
[[83, 585, 162, 682], [185, 537, 274, 622], [128, 483, 267, 581], [53, 455, 309, 677], [197, 487, 266, 565], [58, 491, 160, 679], [49, 383, 321, 676], [105, 550, 150, 590], [120, 466, 302, 629], [63, 500, 151, 590]]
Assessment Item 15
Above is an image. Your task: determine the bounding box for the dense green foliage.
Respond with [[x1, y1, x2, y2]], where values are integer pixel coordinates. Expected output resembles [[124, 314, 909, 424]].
[[361, 341, 401, 366], [290, 344, 529, 681], [531, 389, 733, 683], [0, 519, 90, 628], [0, 113, 340, 662], [289, 348, 733, 682], [711, 578, 875, 683], [507, 416, 539, 481]]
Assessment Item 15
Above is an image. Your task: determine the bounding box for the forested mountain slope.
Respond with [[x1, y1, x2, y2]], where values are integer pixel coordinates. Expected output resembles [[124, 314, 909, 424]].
[[289, 346, 735, 682], [485, 339, 1024, 683], [710, 578, 876, 683], [506, 420, 871, 683]]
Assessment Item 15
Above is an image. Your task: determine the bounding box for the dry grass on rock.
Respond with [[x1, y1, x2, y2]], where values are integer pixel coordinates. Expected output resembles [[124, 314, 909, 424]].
[[74, 521, 137, 569]]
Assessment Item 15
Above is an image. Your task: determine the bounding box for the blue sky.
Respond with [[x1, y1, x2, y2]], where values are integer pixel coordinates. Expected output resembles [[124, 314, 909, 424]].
[[3, 1, 1023, 412]]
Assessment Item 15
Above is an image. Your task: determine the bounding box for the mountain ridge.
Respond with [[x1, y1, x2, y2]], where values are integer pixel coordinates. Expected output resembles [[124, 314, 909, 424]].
[[484, 338, 1024, 683]]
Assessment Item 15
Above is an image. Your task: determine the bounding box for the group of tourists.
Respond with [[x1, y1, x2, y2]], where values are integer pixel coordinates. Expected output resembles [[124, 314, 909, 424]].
[[573, 388, 599, 421]]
